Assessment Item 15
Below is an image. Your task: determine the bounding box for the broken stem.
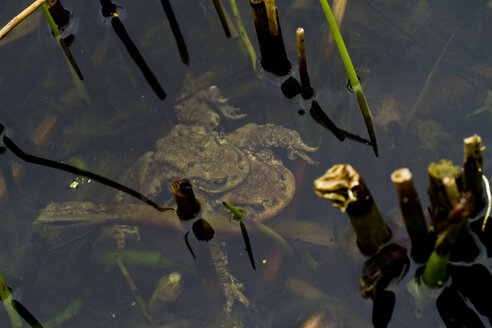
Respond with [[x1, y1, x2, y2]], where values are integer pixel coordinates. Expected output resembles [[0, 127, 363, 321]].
[[314, 164, 391, 255]]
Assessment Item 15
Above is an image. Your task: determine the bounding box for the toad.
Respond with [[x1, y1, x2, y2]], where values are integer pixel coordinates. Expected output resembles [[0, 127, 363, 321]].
[[119, 85, 317, 311]]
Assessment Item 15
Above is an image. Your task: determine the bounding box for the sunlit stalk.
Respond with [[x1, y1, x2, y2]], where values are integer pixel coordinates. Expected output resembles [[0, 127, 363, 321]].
[[319, 0, 378, 156], [41, 3, 60, 38]]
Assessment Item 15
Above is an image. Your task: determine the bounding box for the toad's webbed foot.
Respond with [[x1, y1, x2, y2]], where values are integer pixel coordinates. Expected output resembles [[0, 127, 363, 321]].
[[209, 240, 250, 312], [207, 85, 247, 120], [227, 123, 318, 164], [175, 86, 246, 128]]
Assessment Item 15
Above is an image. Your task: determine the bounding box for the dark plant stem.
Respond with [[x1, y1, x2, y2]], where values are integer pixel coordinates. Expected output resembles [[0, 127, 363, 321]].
[[161, 0, 190, 65]]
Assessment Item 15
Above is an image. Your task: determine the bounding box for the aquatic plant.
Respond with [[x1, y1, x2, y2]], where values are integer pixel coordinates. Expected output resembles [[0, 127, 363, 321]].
[[314, 134, 490, 325], [320, 0, 378, 156]]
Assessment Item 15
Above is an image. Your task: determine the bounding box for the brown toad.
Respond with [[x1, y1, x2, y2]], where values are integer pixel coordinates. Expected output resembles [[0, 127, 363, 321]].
[[119, 85, 317, 311], [122, 86, 316, 222]]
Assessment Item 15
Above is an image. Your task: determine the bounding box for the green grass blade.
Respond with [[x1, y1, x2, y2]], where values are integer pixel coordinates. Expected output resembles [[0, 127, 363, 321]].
[[40, 3, 60, 38], [320, 0, 358, 88], [320, 0, 378, 156]]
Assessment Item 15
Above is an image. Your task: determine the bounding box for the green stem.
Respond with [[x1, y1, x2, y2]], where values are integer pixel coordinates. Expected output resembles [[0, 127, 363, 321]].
[[319, 0, 358, 88], [320, 0, 378, 156], [222, 201, 244, 220], [422, 251, 449, 288], [41, 3, 60, 39]]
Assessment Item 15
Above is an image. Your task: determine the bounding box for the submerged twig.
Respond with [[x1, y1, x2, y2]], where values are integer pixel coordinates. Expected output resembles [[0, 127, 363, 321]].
[[403, 27, 460, 128], [0, 155, 25, 244], [230, 0, 256, 70], [114, 251, 153, 322]]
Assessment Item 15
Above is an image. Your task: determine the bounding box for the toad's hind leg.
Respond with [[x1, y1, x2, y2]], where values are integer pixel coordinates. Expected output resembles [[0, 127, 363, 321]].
[[209, 240, 250, 312]]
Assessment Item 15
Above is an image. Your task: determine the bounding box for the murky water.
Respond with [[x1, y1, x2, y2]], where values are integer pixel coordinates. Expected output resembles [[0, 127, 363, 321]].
[[0, 0, 491, 327]]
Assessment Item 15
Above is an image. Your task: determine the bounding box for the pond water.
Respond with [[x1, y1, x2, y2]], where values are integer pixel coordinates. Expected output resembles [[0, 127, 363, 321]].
[[0, 0, 491, 327]]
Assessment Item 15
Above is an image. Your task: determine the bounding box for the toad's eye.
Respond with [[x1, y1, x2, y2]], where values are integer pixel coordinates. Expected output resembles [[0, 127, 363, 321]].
[[213, 177, 228, 186]]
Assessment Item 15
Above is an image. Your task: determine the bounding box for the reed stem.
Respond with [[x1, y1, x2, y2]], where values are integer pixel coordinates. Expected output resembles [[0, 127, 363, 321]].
[[314, 164, 391, 255], [391, 168, 432, 262], [463, 135, 485, 213], [319, 0, 378, 156], [296, 27, 313, 99]]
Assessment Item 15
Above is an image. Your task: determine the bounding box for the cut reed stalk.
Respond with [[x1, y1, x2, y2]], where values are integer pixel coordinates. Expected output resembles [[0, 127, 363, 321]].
[[249, 0, 290, 75], [296, 27, 313, 99], [463, 135, 485, 213], [391, 168, 432, 263], [426, 160, 461, 232], [314, 164, 391, 255]]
